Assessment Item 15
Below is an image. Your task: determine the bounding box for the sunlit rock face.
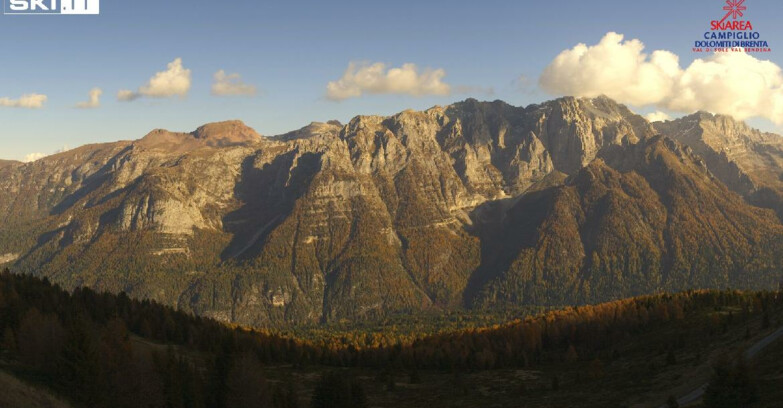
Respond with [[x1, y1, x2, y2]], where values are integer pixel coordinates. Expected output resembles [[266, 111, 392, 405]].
[[1, 98, 782, 326]]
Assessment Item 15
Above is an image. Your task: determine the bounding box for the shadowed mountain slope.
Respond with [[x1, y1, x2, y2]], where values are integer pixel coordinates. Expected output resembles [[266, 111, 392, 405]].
[[1, 99, 782, 325]]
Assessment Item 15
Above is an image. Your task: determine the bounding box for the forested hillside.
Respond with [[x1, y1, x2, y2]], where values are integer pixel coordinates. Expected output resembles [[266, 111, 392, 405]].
[[2, 269, 782, 407]]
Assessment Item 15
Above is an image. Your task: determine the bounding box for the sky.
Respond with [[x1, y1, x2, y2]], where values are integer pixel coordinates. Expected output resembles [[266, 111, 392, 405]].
[[1, 0, 782, 161]]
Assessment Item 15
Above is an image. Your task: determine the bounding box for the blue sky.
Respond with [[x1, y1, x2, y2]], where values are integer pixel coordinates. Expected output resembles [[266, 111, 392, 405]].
[[1, 0, 781, 161]]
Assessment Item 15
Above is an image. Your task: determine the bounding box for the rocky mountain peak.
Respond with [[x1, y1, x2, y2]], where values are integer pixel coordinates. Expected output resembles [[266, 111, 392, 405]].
[[136, 120, 261, 153], [445, 99, 519, 125], [651, 111, 783, 214], [662, 111, 762, 141], [4, 96, 783, 326], [273, 121, 343, 142], [653, 111, 783, 164], [136, 129, 194, 152], [192, 120, 262, 146], [345, 114, 386, 133], [544, 95, 645, 124]]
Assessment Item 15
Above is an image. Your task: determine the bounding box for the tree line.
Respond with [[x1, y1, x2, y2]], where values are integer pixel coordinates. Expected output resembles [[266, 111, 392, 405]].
[[1, 267, 780, 407]]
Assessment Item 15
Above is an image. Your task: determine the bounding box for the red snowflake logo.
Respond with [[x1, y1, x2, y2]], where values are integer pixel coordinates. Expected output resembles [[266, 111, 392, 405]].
[[721, 0, 747, 23]]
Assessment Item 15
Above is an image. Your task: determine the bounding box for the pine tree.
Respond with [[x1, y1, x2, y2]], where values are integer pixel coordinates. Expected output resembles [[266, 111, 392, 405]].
[[57, 316, 103, 407]]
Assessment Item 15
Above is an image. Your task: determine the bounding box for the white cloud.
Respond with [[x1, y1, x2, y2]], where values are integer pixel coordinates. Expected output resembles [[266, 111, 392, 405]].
[[326, 62, 451, 101], [666, 53, 783, 122], [75, 87, 103, 108], [645, 111, 672, 122], [211, 70, 257, 96], [23, 152, 46, 162], [21, 145, 70, 163], [116, 90, 139, 102], [54, 145, 70, 154], [118, 58, 191, 101], [140, 58, 191, 97], [0, 93, 47, 109], [539, 32, 680, 107], [539, 32, 783, 124]]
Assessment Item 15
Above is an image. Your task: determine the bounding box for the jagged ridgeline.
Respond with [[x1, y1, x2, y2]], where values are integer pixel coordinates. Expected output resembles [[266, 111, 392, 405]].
[[1, 97, 783, 326]]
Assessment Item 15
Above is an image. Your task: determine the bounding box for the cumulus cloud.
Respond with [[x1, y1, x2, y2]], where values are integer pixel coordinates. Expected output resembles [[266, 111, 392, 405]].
[[116, 90, 138, 102], [539, 32, 783, 124], [22, 145, 70, 163], [539, 32, 680, 106], [211, 70, 257, 96], [23, 152, 46, 162], [75, 87, 103, 108], [326, 62, 451, 101], [645, 111, 672, 122], [118, 58, 191, 101], [0, 93, 47, 109]]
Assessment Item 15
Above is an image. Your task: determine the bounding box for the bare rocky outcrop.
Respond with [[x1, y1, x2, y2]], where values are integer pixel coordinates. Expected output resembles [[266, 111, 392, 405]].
[[1, 97, 782, 326], [656, 112, 783, 218], [0, 253, 18, 264], [136, 120, 260, 153]]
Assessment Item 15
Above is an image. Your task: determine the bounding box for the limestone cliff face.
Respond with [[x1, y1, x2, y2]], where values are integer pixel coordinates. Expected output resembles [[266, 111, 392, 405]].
[[472, 133, 783, 308], [436, 97, 654, 198], [1, 99, 781, 326], [656, 113, 783, 218], [523, 96, 653, 174]]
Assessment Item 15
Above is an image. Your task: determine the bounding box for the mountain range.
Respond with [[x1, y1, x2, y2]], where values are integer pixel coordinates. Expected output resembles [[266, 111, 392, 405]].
[[1, 96, 782, 326]]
